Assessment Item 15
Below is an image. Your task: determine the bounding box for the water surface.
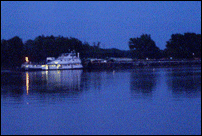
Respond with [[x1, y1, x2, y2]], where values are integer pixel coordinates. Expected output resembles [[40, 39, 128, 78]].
[[1, 66, 201, 135]]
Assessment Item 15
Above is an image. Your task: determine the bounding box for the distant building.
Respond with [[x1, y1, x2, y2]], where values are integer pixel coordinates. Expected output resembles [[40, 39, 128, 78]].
[[108, 57, 133, 63], [85, 58, 107, 63]]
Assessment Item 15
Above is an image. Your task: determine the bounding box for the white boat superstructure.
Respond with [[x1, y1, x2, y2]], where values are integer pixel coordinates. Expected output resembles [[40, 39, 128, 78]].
[[21, 51, 83, 70]]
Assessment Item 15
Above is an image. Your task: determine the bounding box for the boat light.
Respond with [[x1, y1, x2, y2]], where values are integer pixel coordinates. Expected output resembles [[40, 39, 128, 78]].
[[25, 57, 29, 62], [45, 65, 48, 70], [57, 64, 61, 69]]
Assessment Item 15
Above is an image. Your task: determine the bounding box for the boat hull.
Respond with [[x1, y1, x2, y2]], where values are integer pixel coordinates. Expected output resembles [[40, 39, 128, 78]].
[[21, 64, 83, 71]]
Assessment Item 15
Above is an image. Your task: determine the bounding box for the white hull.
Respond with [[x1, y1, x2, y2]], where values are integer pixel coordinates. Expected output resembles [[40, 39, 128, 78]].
[[22, 64, 83, 71], [47, 64, 83, 70]]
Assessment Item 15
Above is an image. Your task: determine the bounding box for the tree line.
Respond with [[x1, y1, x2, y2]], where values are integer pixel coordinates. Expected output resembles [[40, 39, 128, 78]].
[[1, 32, 201, 68], [1, 35, 130, 68], [129, 33, 201, 59]]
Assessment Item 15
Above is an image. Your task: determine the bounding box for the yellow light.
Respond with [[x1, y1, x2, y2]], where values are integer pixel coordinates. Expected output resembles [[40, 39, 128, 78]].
[[25, 57, 29, 62], [57, 64, 61, 69], [45, 65, 48, 70], [26, 72, 29, 95]]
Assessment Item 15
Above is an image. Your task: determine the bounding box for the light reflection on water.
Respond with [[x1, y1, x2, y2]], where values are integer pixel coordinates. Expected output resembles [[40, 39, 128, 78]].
[[1, 66, 201, 135], [25, 70, 84, 104], [25, 70, 83, 94]]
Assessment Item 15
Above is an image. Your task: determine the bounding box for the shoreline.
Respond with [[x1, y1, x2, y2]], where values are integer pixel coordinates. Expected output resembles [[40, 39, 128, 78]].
[[1, 59, 201, 72], [83, 59, 201, 70]]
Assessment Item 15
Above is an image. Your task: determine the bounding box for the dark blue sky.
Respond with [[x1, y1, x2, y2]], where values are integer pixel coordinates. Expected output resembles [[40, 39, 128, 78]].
[[1, 1, 201, 50]]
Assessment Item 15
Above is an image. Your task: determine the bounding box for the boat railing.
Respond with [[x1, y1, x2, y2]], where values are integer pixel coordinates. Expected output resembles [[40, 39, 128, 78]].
[[23, 61, 46, 65]]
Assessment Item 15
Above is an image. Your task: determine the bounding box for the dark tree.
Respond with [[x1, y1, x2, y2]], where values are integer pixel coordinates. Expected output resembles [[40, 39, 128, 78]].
[[1, 36, 24, 68], [24, 39, 35, 60], [165, 33, 201, 59], [129, 34, 161, 59]]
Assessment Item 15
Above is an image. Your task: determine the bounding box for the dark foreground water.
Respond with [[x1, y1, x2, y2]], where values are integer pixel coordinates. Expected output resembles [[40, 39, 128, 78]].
[[1, 66, 201, 135]]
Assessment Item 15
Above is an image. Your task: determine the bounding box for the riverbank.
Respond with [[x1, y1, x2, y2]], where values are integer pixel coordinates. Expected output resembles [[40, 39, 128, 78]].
[[1, 59, 201, 71], [83, 59, 201, 70]]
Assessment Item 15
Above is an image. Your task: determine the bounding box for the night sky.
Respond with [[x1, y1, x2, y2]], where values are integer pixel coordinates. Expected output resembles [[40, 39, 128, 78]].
[[1, 1, 201, 50]]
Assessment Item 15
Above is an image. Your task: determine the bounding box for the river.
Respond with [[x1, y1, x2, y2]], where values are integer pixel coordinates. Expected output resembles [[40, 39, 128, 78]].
[[1, 66, 201, 135]]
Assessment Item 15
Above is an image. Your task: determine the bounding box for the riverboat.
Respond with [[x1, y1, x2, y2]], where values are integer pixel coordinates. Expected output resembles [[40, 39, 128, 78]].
[[21, 51, 83, 70]]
